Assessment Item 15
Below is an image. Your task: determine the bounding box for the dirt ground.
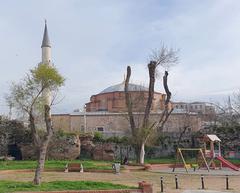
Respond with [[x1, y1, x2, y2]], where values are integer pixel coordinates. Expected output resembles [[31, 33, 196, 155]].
[[0, 170, 240, 193]]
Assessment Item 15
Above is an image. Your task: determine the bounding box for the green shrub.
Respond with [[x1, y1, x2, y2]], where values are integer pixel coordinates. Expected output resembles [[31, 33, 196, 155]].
[[93, 132, 105, 142]]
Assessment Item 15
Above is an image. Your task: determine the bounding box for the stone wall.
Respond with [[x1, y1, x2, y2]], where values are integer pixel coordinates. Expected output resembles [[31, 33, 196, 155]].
[[0, 115, 200, 160], [52, 112, 202, 136], [80, 134, 95, 158], [20, 132, 81, 160], [92, 143, 115, 161], [0, 117, 30, 159], [111, 132, 197, 159], [0, 116, 81, 160], [79, 131, 197, 161], [48, 133, 80, 160]]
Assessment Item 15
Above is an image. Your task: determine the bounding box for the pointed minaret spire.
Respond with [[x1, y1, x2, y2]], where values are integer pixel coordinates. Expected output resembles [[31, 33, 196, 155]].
[[40, 20, 52, 106], [227, 96, 233, 115], [41, 20, 51, 48], [41, 20, 52, 63]]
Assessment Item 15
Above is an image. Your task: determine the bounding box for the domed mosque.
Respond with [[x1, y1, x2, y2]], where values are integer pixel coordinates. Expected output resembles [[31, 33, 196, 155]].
[[85, 80, 166, 112], [46, 19, 204, 138]]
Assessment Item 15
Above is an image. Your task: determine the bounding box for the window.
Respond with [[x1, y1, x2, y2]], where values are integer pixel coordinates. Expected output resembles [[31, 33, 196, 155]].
[[97, 127, 104, 132]]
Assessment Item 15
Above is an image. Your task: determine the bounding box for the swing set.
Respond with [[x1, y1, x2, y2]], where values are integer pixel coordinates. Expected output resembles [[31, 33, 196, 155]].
[[172, 134, 239, 172], [172, 148, 210, 173]]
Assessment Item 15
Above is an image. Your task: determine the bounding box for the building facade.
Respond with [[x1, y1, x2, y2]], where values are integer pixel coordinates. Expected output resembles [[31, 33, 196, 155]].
[[173, 102, 215, 115], [52, 83, 202, 136], [52, 111, 201, 137], [48, 23, 207, 137], [85, 81, 166, 112]]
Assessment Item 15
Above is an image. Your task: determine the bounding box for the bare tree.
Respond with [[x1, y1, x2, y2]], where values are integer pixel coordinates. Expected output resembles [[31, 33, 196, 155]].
[[207, 97, 240, 127], [124, 46, 178, 164]]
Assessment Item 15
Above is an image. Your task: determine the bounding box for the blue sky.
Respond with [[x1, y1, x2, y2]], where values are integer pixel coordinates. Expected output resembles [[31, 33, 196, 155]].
[[0, 0, 239, 115]]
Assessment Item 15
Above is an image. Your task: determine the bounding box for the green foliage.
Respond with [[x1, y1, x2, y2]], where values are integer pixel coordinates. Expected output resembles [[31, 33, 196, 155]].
[[0, 180, 135, 193], [106, 136, 129, 144], [93, 132, 105, 142], [54, 129, 77, 138], [31, 64, 65, 89], [153, 135, 173, 148], [6, 64, 65, 114], [93, 132, 130, 144]]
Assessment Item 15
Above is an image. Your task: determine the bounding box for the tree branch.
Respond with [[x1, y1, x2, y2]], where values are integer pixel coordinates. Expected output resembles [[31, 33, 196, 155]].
[[142, 61, 156, 128], [124, 66, 136, 136]]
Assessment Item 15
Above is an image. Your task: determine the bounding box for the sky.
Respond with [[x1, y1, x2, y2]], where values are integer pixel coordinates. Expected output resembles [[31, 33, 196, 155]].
[[0, 0, 239, 115]]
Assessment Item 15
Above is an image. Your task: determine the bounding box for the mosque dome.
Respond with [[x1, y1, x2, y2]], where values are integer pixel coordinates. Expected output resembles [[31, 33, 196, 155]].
[[100, 82, 148, 94], [86, 81, 164, 112]]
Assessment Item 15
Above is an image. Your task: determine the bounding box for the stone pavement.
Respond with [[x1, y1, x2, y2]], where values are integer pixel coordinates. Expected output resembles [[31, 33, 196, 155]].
[[151, 167, 240, 176], [182, 190, 233, 193]]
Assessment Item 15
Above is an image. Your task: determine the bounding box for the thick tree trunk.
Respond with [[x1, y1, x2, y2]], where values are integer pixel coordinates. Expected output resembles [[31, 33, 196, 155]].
[[139, 142, 145, 165], [33, 144, 48, 185], [33, 104, 53, 185], [143, 61, 156, 128], [124, 66, 136, 135], [134, 145, 141, 163]]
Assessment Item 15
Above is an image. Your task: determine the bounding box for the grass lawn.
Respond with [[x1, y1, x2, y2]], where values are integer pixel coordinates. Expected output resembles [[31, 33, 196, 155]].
[[144, 158, 175, 164], [226, 158, 240, 164], [0, 181, 135, 193], [1, 157, 239, 171], [0, 160, 114, 171]]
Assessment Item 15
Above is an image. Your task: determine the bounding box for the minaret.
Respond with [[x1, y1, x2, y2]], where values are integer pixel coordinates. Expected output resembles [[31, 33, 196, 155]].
[[227, 96, 233, 115], [40, 20, 52, 106], [41, 20, 52, 65]]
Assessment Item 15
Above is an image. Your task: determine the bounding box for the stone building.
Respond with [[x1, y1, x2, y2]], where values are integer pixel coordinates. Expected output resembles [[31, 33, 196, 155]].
[[86, 81, 166, 112], [48, 23, 204, 137], [52, 82, 202, 136], [173, 102, 215, 115], [52, 111, 201, 137]]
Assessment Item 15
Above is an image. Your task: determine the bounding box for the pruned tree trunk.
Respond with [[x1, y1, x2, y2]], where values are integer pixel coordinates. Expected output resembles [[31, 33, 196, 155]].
[[124, 66, 136, 135], [33, 144, 48, 185], [124, 47, 177, 164], [33, 104, 53, 185], [133, 145, 141, 163], [143, 61, 156, 128], [139, 142, 145, 165]]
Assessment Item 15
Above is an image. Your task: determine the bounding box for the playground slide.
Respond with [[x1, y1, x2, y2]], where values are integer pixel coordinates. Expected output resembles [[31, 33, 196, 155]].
[[216, 156, 239, 171]]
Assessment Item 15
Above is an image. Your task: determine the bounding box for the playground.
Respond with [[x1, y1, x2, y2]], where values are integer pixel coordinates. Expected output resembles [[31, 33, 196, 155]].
[[0, 134, 239, 193], [171, 134, 239, 173]]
